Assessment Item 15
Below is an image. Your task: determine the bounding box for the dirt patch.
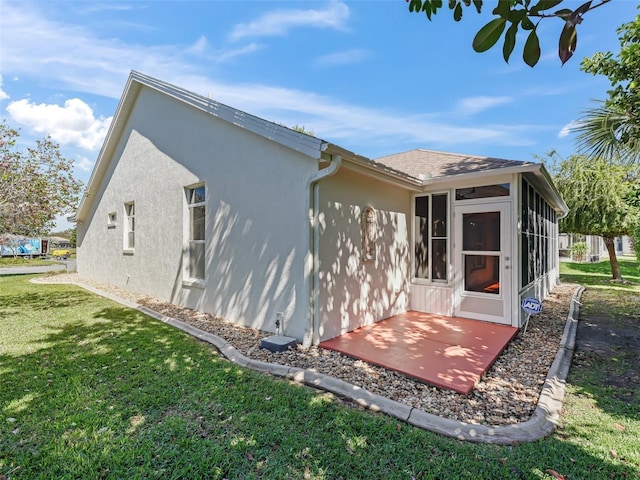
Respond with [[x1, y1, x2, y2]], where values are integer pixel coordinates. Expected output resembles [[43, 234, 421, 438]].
[[576, 314, 640, 356], [574, 289, 640, 395]]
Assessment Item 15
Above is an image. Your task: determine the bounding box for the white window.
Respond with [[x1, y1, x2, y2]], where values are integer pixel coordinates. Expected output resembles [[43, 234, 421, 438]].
[[124, 202, 135, 251], [414, 193, 449, 282], [186, 186, 205, 280], [107, 212, 117, 228]]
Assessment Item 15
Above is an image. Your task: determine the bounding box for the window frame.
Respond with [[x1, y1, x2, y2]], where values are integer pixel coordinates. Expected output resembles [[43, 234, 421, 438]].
[[412, 192, 450, 285], [520, 177, 557, 289], [107, 212, 117, 229], [184, 184, 206, 285], [123, 201, 135, 254]]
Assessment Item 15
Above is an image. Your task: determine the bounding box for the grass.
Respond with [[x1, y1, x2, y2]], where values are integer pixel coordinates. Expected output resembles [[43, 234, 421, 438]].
[[0, 258, 61, 267], [560, 257, 640, 319], [1, 273, 638, 479], [559, 257, 640, 480]]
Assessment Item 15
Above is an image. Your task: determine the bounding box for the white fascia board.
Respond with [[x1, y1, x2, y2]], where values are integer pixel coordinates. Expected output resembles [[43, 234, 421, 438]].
[[130, 71, 326, 160], [75, 71, 328, 222], [420, 163, 540, 187], [523, 164, 569, 216], [75, 75, 142, 223], [325, 144, 423, 191], [420, 162, 568, 215]]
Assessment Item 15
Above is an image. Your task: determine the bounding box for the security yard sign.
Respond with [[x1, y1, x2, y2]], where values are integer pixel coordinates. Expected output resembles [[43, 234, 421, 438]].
[[522, 297, 543, 315], [521, 297, 543, 334]]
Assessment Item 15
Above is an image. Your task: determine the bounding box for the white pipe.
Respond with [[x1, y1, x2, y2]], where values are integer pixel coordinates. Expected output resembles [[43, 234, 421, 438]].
[[304, 154, 342, 347]]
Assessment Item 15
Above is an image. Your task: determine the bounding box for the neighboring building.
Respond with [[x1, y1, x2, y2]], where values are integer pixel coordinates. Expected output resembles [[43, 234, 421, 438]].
[[74, 71, 568, 346], [50, 236, 72, 248], [559, 233, 635, 262]]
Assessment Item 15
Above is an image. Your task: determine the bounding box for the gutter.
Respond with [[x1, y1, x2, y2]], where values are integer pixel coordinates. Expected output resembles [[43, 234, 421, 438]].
[[305, 152, 342, 347]]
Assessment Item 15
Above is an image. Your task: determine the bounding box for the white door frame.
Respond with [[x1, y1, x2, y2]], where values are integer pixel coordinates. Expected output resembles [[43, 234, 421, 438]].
[[453, 201, 513, 325]]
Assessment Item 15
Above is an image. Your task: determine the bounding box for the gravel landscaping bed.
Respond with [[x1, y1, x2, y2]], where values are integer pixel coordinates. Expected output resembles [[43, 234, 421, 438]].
[[35, 273, 577, 426]]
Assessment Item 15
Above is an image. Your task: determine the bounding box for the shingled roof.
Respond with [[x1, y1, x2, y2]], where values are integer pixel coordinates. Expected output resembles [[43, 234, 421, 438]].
[[374, 148, 536, 179]]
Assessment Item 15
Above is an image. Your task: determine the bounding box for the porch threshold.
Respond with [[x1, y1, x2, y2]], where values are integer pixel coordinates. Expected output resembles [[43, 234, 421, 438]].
[[319, 312, 518, 395]]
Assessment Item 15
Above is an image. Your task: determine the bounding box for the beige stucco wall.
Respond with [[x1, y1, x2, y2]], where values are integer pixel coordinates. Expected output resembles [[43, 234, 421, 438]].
[[78, 86, 318, 341], [316, 167, 411, 341]]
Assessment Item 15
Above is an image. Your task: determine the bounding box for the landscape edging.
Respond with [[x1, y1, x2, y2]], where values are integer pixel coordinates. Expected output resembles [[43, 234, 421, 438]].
[[36, 279, 585, 444]]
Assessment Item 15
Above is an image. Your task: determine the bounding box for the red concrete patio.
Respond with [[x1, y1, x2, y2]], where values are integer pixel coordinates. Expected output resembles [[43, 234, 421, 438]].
[[319, 311, 518, 394]]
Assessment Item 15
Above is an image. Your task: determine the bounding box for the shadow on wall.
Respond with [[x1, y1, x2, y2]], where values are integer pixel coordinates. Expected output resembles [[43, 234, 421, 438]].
[[317, 201, 410, 341], [174, 198, 300, 339]]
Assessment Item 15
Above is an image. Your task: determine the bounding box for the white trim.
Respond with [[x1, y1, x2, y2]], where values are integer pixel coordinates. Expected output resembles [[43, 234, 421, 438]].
[[453, 201, 513, 325], [411, 190, 451, 286], [182, 279, 205, 289], [184, 183, 206, 283], [123, 201, 135, 252]]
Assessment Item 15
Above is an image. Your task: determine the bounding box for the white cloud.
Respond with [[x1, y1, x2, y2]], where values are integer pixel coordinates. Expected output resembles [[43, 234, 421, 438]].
[[228, 1, 350, 42], [0, 75, 9, 101], [558, 120, 580, 138], [75, 156, 95, 172], [6, 98, 112, 151], [187, 36, 208, 54], [456, 96, 512, 116], [314, 49, 370, 68], [170, 74, 535, 151], [0, 3, 539, 156], [214, 43, 264, 63]]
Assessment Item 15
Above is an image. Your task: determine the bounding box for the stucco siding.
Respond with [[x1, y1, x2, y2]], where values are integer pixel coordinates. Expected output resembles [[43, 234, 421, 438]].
[[78, 86, 317, 341], [316, 168, 411, 341]]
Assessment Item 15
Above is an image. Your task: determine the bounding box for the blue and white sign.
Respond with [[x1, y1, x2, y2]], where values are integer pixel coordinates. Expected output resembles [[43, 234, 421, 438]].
[[522, 297, 543, 315]]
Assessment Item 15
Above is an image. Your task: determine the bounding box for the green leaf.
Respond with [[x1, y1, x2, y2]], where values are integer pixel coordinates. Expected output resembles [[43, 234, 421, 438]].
[[523, 28, 541, 67], [448, 0, 457, 8], [503, 22, 518, 63], [554, 8, 573, 20], [530, 0, 563, 14], [507, 8, 526, 23], [492, 1, 510, 18], [559, 22, 577, 65], [421, 0, 433, 20], [473, 17, 507, 52], [454, 2, 463, 21], [472, 0, 483, 14], [521, 16, 535, 30], [408, 0, 423, 13]]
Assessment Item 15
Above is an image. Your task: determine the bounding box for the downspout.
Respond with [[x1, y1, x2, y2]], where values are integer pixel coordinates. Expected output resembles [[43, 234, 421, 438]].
[[304, 153, 342, 348]]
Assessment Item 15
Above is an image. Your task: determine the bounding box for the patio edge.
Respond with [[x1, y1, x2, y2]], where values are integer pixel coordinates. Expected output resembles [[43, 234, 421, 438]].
[[36, 279, 584, 445]]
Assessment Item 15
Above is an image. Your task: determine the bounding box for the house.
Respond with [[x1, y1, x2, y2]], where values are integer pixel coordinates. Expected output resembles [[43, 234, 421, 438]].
[[559, 233, 635, 262], [50, 236, 73, 249], [75, 71, 568, 347]]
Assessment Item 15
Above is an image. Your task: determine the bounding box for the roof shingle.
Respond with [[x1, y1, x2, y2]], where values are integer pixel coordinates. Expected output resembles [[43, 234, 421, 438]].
[[374, 149, 535, 179]]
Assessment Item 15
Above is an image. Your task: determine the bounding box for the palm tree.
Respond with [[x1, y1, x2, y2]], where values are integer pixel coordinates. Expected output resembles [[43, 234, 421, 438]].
[[573, 102, 640, 164]]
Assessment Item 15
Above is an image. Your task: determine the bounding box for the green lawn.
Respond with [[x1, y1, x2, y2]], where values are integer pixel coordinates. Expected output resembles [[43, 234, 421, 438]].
[[0, 257, 61, 267], [1, 274, 638, 479]]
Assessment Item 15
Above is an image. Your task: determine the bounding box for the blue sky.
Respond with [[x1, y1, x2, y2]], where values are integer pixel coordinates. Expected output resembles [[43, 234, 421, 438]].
[[0, 1, 638, 229]]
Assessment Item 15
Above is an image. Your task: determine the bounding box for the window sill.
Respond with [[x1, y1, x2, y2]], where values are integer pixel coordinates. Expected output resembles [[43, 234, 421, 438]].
[[411, 278, 450, 287], [182, 278, 205, 289], [123, 249, 135, 255]]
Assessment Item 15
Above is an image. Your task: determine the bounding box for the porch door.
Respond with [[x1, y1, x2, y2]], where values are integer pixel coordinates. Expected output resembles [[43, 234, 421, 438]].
[[454, 202, 512, 324]]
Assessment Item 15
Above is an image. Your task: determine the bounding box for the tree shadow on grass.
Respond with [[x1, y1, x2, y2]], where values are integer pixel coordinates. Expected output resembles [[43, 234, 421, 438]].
[[0, 289, 95, 316], [561, 259, 639, 286], [1, 280, 638, 479]]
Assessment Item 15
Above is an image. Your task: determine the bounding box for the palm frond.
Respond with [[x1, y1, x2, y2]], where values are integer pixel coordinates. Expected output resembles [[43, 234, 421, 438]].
[[572, 103, 640, 164]]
